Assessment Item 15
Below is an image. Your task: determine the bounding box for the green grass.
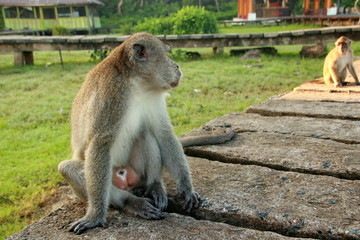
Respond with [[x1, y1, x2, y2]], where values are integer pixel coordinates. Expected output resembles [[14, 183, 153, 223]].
[[219, 23, 322, 34], [1, 26, 360, 239]]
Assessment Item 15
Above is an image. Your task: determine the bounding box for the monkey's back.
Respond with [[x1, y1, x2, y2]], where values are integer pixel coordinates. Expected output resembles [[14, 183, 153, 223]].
[[70, 45, 132, 160]]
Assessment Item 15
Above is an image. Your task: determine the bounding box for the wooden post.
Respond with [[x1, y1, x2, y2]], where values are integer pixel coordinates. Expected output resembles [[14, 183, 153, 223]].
[[314, 0, 320, 11], [14, 51, 34, 66], [59, 49, 63, 66], [303, 0, 310, 15], [324, 0, 332, 9], [212, 47, 224, 56]]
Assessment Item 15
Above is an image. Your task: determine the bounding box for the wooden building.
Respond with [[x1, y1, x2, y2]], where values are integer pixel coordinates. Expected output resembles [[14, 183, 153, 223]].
[[238, 0, 290, 18], [0, 0, 104, 32], [303, 0, 333, 15], [238, 0, 333, 19]]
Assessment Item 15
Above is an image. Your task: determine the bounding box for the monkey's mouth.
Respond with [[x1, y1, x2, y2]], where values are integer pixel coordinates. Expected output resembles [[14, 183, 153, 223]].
[[170, 79, 180, 88]]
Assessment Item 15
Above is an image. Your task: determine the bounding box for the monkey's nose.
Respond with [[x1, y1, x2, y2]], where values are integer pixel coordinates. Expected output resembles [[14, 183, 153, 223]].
[[171, 79, 180, 88]]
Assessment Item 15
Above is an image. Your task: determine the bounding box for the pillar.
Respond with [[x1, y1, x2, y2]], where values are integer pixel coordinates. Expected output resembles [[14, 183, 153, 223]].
[[314, 0, 320, 10], [238, 0, 254, 19], [324, 0, 332, 9], [303, 0, 310, 14], [14, 51, 34, 66]]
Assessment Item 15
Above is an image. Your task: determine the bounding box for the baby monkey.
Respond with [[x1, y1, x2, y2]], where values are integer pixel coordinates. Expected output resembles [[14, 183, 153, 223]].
[[323, 36, 360, 87]]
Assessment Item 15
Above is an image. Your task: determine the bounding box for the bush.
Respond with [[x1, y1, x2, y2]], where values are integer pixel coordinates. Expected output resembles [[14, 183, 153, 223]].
[[173, 6, 218, 34], [52, 26, 70, 36], [133, 6, 218, 35], [135, 17, 174, 35], [0, 7, 4, 30], [90, 48, 111, 61]]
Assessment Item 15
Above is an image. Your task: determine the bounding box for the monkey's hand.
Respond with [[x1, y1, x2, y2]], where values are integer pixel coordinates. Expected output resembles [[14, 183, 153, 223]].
[[145, 182, 168, 211], [125, 196, 166, 220], [69, 215, 108, 235], [177, 191, 201, 213]]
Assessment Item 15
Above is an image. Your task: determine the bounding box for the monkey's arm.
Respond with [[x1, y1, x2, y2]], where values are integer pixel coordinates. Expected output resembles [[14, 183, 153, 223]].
[[347, 63, 360, 84], [179, 128, 234, 147], [155, 126, 200, 212], [70, 138, 111, 234], [328, 62, 342, 87]]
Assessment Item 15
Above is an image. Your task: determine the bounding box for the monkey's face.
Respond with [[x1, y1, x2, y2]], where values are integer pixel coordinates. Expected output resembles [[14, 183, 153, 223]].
[[129, 33, 183, 91], [336, 36, 351, 55]]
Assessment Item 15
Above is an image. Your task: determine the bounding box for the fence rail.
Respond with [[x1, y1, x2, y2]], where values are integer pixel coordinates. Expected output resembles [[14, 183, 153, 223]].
[[1, 26, 360, 66]]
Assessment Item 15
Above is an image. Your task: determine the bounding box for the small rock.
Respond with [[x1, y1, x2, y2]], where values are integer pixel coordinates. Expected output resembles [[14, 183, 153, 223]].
[[322, 161, 332, 168]]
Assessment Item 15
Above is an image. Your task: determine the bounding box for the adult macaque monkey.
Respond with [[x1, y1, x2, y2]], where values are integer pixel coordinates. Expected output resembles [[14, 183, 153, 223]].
[[323, 36, 360, 87], [58, 32, 234, 234]]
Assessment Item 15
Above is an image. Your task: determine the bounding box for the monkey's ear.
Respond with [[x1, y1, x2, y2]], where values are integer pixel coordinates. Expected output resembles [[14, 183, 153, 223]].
[[133, 43, 148, 61], [164, 43, 171, 52]]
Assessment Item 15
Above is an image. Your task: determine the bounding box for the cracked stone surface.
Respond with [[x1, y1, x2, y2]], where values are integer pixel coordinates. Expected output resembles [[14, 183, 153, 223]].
[[189, 112, 360, 144], [165, 157, 360, 239], [7, 198, 304, 240], [246, 99, 360, 120], [185, 130, 360, 180], [7, 75, 360, 239]]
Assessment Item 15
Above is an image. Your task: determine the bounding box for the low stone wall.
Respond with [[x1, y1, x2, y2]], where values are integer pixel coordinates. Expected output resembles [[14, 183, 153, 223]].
[[1, 26, 360, 66]]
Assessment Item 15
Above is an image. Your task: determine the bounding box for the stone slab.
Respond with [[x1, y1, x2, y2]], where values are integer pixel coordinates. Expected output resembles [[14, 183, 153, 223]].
[[190, 112, 360, 144], [7, 199, 301, 240], [166, 157, 360, 239], [185, 131, 360, 180], [278, 61, 360, 102], [279, 91, 360, 102], [246, 99, 360, 120], [294, 79, 360, 93]]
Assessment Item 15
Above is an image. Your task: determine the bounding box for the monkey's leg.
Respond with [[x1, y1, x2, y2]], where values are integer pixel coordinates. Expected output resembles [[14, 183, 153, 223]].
[[58, 159, 87, 201], [58, 158, 164, 222]]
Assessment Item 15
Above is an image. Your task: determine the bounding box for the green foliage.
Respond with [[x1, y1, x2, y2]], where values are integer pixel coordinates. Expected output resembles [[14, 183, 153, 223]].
[[342, 0, 357, 8], [173, 6, 218, 34], [135, 17, 174, 35], [98, 0, 234, 29], [169, 49, 191, 61], [0, 7, 5, 30], [90, 48, 111, 61], [134, 6, 218, 35], [52, 26, 70, 36], [212, 1, 237, 20]]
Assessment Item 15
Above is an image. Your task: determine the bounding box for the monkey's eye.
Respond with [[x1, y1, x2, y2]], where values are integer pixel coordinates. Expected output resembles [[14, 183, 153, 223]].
[[117, 169, 127, 176]]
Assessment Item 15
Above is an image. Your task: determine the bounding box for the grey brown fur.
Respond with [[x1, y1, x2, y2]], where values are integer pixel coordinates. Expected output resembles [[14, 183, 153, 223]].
[[58, 32, 234, 235]]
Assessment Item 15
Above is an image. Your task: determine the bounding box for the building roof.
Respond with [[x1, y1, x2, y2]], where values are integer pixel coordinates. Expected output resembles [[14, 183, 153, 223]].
[[0, 0, 104, 6]]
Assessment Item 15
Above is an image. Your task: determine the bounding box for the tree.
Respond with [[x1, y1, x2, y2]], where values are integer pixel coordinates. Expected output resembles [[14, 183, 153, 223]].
[[117, 0, 123, 14]]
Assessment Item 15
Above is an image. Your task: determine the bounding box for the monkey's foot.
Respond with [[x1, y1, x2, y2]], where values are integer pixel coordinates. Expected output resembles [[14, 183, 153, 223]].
[[125, 196, 165, 220], [177, 191, 201, 213], [145, 182, 168, 211], [69, 217, 108, 235]]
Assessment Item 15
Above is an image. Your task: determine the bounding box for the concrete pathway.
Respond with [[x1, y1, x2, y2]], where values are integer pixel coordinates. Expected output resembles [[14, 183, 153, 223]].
[[7, 68, 360, 239]]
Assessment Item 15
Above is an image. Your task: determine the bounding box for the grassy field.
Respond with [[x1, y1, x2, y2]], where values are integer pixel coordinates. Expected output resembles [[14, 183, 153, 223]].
[[1, 25, 360, 239], [219, 23, 322, 34]]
